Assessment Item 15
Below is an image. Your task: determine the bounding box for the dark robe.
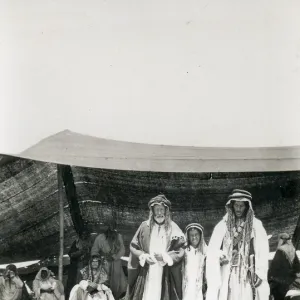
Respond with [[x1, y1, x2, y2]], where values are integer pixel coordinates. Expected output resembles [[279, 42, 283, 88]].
[[91, 232, 127, 300], [268, 245, 300, 300], [66, 239, 91, 299], [125, 220, 185, 300]]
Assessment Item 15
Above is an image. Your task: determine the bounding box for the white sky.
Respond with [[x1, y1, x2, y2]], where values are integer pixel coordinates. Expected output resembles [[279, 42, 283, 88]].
[[1, 0, 300, 154]]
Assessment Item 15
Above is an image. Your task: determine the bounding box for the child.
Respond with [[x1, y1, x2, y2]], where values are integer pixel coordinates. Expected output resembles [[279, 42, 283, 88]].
[[182, 223, 207, 300]]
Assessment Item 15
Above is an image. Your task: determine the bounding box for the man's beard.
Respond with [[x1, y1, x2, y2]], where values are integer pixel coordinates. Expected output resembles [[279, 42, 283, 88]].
[[154, 215, 165, 224]]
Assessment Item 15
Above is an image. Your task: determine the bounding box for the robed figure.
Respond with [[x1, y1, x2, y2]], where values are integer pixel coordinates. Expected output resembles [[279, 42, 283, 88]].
[[126, 194, 185, 300], [66, 230, 91, 299], [33, 267, 64, 300], [268, 233, 300, 300], [182, 223, 207, 300], [206, 189, 270, 300], [91, 219, 127, 300], [0, 264, 24, 300], [69, 255, 115, 300]]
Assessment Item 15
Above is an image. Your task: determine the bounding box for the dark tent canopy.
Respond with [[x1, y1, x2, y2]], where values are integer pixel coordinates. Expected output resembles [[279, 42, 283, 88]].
[[1, 130, 300, 264]]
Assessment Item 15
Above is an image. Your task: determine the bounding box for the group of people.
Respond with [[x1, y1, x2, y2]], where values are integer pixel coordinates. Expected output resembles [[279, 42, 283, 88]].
[[0, 264, 64, 300], [2, 189, 300, 300], [0, 219, 128, 300], [126, 190, 300, 300], [66, 218, 127, 300]]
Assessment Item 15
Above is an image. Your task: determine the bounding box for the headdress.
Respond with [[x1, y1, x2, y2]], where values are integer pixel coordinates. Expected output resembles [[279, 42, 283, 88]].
[[184, 223, 207, 254], [35, 267, 52, 281], [6, 264, 17, 274], [278, 232, 296, 264], [148, 194, 172, 233], [148, 194, 171, 209], [279, 232, 291, 241]]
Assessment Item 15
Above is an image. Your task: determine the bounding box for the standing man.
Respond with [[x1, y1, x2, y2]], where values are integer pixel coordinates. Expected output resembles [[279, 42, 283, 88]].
[[126, 194, 185, 300], [206, 189, 270, 300], [91, 218, 127, 300], [66, 230, 91, 299]]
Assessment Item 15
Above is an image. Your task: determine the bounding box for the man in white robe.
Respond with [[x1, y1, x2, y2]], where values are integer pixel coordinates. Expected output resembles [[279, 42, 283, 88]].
[[126, 194, 185, 300], [206, 189, 270, 300]]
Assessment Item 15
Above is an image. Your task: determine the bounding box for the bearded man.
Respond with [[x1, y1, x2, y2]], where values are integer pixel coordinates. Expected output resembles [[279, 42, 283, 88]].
[[126, 194, 185, 300], [206, 189, 270, 300]]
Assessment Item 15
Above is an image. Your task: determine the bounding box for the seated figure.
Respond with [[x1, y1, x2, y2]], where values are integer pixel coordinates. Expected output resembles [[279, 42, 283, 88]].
[[33, 267, 64, 300], [69, 255, 115, 300]]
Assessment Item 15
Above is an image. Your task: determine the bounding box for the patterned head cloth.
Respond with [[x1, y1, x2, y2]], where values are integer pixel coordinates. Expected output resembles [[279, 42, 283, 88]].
[[278, 233, 295, 263], [184, 223, 207, 254], [279, 232, 291, 241], [148, 194, 172, 233], [227, 189, 252, 203], [5, 264, 18, 276], [148, 194, 171, 210]]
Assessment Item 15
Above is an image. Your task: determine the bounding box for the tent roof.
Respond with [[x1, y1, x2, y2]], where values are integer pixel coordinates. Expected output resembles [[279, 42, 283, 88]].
[[1, 131, 300, 264], [18, 130, 300, 172]]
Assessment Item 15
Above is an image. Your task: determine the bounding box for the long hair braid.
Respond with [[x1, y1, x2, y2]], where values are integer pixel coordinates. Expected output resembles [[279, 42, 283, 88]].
[[226, 201, 254, 282]]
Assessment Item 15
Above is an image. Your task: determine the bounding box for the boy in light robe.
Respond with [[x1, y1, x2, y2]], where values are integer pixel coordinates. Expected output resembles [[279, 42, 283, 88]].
[[126, 194, 185, 300], [206, 189, 270, 300], [182, 223, 207, 300]]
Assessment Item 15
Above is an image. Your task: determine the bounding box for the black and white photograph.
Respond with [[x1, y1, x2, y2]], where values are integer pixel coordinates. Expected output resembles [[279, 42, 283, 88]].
[[1, 131, 300, 300], [1, 1, 300, 300]]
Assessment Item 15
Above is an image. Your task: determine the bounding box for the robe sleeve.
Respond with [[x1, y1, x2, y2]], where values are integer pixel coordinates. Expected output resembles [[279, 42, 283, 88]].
[[166, 248, 185, 265], [0, 275, 5, 288], [33, 279, 41, 298], [69, 241, 82, 259], [254, 219, 269, 282], [163, 222, 185, 265], [130, 224, 146, 258], [91, 235, 104, 257], [13, 276, 24, 289], [205, 220, 226, 300], [113, 234, 126, 260]]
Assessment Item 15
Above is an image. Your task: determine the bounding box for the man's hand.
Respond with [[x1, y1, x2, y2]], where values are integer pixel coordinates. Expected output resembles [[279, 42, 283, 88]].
[[254, 274, 262, 288], [87, 281, 98, 293], [154, 253, 164, 262], [146, 256, 155, 265]]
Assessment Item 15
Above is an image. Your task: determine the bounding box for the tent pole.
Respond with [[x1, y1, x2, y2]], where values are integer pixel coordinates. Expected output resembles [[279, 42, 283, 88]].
[[57, 164, 64, 282]]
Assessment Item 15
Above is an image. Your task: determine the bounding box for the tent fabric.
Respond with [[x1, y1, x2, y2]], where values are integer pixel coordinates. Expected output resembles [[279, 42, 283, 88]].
[[18, 130, 300, 172], [1, 130, 300, 263], [1, 155, 300, 264]]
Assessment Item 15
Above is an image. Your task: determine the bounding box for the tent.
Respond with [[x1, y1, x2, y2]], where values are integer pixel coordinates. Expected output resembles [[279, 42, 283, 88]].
[[1, 130, 300, 278]]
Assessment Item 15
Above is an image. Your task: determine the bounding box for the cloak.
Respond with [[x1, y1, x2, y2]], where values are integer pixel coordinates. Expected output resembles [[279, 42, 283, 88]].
[[126, 220, 185, 300], [206, 199, 270, 300]]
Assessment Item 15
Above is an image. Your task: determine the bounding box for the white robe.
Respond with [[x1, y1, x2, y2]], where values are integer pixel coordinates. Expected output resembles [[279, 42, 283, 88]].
[[142, 223, 168, 300], [206, 217, 270, 300], [182, 248, 205, 300], [69, 280, 114, 300]]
